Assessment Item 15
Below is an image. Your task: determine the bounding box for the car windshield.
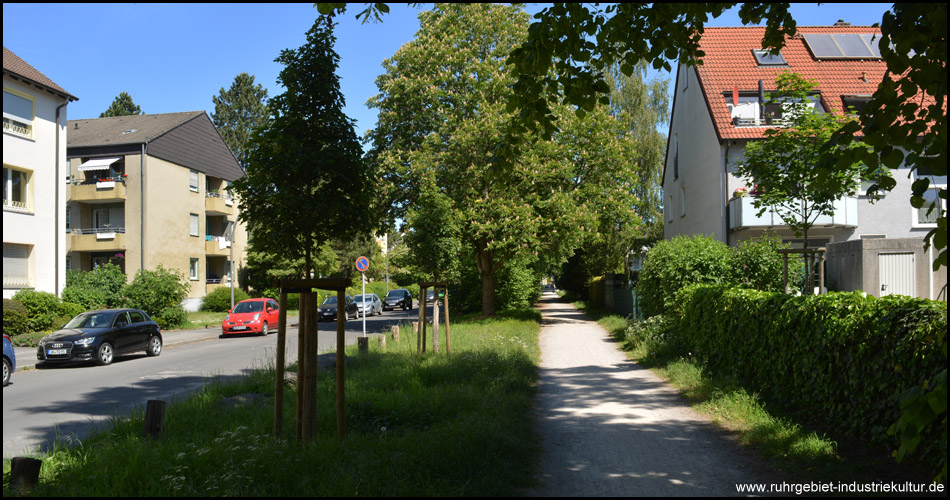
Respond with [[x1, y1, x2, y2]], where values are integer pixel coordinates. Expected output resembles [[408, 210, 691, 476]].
[[322, 297, 338, 305], [354, 295, 367, 303], [232, 301, 264, 314], [64, 312, 115, 329], [386, 291, 403, 298]]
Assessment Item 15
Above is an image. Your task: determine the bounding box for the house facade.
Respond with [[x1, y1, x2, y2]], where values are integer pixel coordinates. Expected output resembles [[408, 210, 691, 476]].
[[663, 24, 946, 299], [65, 111, 248, 306], [3, 47, 78, 299]]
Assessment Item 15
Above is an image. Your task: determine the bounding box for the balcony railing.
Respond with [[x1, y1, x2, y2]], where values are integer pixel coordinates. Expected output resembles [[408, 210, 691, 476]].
[[205, 192, 234, 215], [69, 178, 127, 202], [70, 227, 126, 252], [729, 196, 858, 231]]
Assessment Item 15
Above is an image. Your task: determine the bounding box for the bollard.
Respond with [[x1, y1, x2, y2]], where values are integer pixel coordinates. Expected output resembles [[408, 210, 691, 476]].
[[377, 333, 387, 350], [391, 325, 400, 342], [10, 457, 42, 494], [358, 336, 369, 355], [412, 321, 419, 334], [144, 399, 166, 440]]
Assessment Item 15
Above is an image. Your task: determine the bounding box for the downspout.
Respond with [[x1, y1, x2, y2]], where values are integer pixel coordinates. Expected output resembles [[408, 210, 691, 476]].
[[55, 101, 68, 296], [141, 143, 146, 273], [724, 142, 730, 247]]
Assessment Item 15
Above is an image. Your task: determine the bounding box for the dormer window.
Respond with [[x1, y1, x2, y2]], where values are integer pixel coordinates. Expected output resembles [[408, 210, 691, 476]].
[[752, 49, 787, 66], [842, 95, 872, 115]]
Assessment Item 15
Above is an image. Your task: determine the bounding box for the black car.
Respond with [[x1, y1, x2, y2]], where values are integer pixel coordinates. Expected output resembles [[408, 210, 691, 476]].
[[36, 309, 162, 366], [383, 289, 413, 311], [318, 295, 358, 322]]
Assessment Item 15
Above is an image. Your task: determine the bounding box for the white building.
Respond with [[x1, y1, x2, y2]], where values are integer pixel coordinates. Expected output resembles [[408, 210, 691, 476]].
[[3, 47, 78, 298]]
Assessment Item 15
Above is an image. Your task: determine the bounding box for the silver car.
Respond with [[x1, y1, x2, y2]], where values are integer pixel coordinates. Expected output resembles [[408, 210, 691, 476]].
[[353, 294, 383, 317]]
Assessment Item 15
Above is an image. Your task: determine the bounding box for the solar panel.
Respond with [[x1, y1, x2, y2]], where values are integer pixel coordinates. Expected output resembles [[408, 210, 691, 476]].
[[860, 34, 882, 58], [803, 33, 882, 59], [803, 34, 842, 58], [836, 34, 875, 58]]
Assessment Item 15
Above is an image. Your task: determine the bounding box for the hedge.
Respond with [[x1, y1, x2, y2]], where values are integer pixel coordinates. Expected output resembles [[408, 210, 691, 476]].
[[678, 286, 946, 477]]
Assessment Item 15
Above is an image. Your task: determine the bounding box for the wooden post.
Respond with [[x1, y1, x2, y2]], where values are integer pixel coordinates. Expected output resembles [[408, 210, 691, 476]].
[[377, 333, 386, 350], [9, 457, 42, 494], [443, 287, 451, 354], [818, 249, 825, 294], [144, 399, 166, 440], [411, 321, 418, 334], [297, 291, 319, 442], [432, 288, 440, 354], [336, 289, 345, 441], [274, 291, 287, 436], [783, 254, 789, 294], [391, 325, 400, 342], [358, 336, 369, 354], [418, 286, 427, 354]]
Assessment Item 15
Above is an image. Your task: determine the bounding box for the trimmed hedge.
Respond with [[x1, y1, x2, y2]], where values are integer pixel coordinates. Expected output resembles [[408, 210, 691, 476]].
[[678, 286, 946, 476], [637, 235, 734, 318], [11, 289, 61, 333], [201, 286, 251, 312]]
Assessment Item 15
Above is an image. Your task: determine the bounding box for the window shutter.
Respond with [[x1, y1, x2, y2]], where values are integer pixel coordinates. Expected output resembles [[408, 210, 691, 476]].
[[3, 243, 29, 284]]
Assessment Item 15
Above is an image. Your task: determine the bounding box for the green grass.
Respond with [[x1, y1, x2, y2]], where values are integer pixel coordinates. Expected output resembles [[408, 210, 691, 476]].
[[2, 310, 541, 497], [179, 310, 300, 330]]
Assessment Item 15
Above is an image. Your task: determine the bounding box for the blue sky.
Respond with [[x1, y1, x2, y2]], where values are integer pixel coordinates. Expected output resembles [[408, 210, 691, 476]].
[[3, 3, 893, 144]]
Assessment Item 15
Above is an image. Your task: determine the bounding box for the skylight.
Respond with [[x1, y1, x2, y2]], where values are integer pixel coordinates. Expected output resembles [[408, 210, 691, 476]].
[[752, 49, 787, 65]]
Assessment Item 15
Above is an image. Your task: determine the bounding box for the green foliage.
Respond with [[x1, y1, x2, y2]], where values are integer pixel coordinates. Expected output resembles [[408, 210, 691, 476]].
[[260, 288, 301, 310], [731, 234, 802, 292], [677, 287, 947, 479], [11, 289, 61, 332], [56, 302, 86, 326], [99, 91, 143, 118], [495, 259, 542, 311], [211, 72, 269, 170], [2, 299, 28, 336], [622, 314, 682, 364], [637, 235, 734, 318], [201, 286, 251, 312], [61, 263, 126, 309], [121, 265, 190, 329], [8, 330, 47, 348]]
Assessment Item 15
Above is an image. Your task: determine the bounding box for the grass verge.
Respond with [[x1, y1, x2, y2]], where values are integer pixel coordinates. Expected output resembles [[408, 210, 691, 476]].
[[2, 310, 541, 496]]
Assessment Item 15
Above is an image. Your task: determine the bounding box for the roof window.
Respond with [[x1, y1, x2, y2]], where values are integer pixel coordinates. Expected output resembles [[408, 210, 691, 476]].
[[752, 49, 787, 66]]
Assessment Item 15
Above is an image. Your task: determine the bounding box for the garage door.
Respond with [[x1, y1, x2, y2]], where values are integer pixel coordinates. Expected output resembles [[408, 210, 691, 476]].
[[879, 253, 915, 297]]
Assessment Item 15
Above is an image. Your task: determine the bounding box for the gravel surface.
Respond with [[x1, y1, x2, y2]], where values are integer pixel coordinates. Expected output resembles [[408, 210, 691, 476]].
[[528, 294, 781, 497]]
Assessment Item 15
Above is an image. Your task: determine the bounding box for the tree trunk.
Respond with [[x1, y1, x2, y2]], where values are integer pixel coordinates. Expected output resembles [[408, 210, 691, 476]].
[[475, 249, 497, 317]]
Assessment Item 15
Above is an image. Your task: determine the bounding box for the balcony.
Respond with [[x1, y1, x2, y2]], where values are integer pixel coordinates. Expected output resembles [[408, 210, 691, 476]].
[[729, 196, 858, 231], [70, 227, 126, 252], [70, 179, 127, 203], [205, 279, 234, 295], [205, 236, 232, 257], [205, 192, 234, 216]]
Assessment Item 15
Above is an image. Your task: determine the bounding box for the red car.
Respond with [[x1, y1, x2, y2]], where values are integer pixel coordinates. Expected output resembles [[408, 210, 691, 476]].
[[222, 298, 280, 336]]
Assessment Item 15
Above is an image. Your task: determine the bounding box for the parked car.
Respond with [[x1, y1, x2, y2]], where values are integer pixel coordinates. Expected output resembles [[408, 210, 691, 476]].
[[319, 295, 358, 322], [383, 289, 413, 311], [354, 294, 383, 316], [222, 298, 280, 336], [425, 289, 445, 302], [36, 309, 162, 367], [3, 334, 15, 387]]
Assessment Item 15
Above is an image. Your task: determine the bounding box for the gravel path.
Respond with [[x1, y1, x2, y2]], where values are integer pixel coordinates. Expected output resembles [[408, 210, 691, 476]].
[[528, 294, 781, 497]]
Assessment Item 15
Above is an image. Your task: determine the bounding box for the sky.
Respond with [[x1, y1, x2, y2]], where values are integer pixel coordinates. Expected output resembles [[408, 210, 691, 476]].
[[3, 3, 894, 146]]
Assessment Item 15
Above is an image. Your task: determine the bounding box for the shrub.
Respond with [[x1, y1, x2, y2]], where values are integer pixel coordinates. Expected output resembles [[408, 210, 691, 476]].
[[3, 299, 29, 336], [54, 302, 87, 329], [9, 330, 47, 348], [261, 288, 300, 310], [623, 314, 682, 362], [11, 289, 61, 332], [61, 263, 126, 309], [496, 262, 542, 310], [731, 234, 803, 292], [201, 286, 250, 312], [637, 235, 734, 318], [121, 265, 190, 328]]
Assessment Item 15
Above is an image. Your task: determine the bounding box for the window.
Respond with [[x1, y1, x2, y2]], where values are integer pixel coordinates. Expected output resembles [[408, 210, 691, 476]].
[[66, 255, 72, 271], [189, 169, 199, 192], [3, 243, 31, 288], [190, 213, 199, 236], [190, 258, 199, 280], [667, 194, 674, 223], [3, 165, 31, 212], [66, 206, 71, 232], [673, 140, 679, 180], [752, 49, 787, 66], [129, 310, 146, 324], [680, 186, 686, 217], [916, 188, 944, 225], [3, 88, 35, 139]]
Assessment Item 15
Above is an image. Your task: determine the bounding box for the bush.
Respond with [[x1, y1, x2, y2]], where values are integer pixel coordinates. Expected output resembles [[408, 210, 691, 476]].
[[54, 302, 87, 329], [61, 263, 126, 309], [623, 314, 682, 362], [3, 299, 29, 336], [261, 288, 301, 310], [637, 235, 734, 318], [121, 265, 190, 329], [201, 286, 250, 312], [496, 262, 542, 310], [11, 289, 61, 332], [9, 330, 47, 348], [731, 234, 803, 292]]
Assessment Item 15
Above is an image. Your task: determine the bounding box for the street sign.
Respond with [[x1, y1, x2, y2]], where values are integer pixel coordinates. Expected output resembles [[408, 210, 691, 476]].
[[355, 256, 369, 273]]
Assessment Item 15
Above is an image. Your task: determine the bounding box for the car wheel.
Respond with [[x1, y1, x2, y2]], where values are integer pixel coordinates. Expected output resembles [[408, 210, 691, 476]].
[[96, 342, 114, 366], [261, 321, 269, 336], [3, 358, 10, 387], [146, 335, 162, 357]]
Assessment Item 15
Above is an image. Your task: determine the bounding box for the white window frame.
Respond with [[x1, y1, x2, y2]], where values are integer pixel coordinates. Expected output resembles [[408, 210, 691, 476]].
[[2, 243, 32, 288], [3, 164, 32, 213], [190, 213, 199, 236], [189, 169, 199, 192], [189, 258, 199, 281], [3, 87, 35, 139], [911, 170, 947, 229]]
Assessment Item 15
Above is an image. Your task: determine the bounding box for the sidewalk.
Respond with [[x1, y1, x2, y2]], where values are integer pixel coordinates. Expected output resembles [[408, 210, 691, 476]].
[[528, 294, 780, 496], [13, 316, 300, 372]]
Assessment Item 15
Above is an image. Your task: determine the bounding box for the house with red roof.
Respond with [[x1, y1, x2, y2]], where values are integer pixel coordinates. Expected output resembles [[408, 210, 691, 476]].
[[663, 23, 946, 299]]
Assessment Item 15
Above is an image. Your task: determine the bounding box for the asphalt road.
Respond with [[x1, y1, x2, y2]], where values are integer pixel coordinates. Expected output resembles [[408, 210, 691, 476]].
[[2, 305, 421, 459]]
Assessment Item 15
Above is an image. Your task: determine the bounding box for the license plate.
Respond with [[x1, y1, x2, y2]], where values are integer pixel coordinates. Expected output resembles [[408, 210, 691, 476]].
[[47, 349, 67, 355], [232, 326, 248, 331]]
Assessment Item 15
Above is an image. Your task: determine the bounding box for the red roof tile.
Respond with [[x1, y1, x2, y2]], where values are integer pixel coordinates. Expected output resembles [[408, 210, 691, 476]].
[[694, 26, 884, 140]]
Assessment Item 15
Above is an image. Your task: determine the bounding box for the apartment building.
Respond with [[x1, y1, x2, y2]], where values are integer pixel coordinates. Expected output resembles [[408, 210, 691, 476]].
[[66, 111, 248, 304], [3, 47, 78, 298]]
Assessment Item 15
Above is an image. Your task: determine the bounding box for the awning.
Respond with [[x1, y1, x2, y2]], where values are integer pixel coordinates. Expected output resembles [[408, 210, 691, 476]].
[[77, 157, 121, 172]]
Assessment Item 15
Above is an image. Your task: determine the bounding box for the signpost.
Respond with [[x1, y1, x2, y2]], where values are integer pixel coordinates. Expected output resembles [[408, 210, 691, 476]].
[[355, 256, 369, 337]]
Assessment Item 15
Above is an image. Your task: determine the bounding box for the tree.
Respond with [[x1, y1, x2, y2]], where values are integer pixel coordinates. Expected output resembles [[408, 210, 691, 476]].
[[211, 73, 269, 170], [231, 17, 376, 279], [100, 92, 143, 117]]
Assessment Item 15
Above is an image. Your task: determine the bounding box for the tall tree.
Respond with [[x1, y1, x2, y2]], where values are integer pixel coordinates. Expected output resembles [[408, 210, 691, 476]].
[[231, 17, 376, 279], [100, 92, 143, 117], [211, 73, 269, 170]]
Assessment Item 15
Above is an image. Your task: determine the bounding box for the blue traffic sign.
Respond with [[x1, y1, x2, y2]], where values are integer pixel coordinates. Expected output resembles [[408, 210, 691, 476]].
[[355, 256, 370, 272]]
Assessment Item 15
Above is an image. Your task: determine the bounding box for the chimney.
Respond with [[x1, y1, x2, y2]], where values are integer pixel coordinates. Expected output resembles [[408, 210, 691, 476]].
[[834, 19, 850, 26]]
